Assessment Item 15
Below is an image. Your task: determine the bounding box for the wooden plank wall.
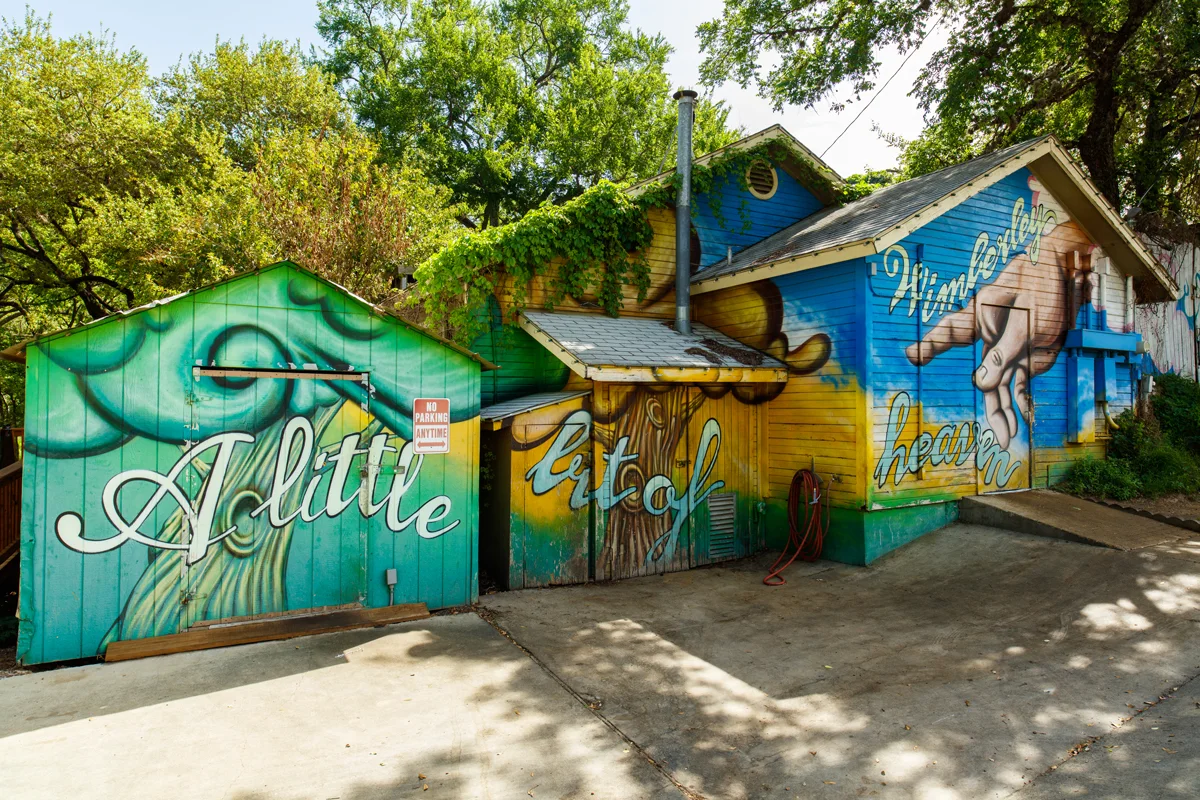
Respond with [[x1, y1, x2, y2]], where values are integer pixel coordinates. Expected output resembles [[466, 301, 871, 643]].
[[866, 168, 1136, 507], [692, 165, 825, 269], [1136, 240, 1198, 378], [693, 265, 863, 509], [494, 207, 681, 320], [19, 263, 481, 665]]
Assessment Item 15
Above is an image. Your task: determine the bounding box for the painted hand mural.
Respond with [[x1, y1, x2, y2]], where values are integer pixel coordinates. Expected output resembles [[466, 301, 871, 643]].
[[896, 205, 1097, 449]]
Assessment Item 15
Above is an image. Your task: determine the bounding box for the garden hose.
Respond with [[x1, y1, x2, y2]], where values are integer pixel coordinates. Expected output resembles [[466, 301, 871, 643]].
[[763, 469, 828, 586]]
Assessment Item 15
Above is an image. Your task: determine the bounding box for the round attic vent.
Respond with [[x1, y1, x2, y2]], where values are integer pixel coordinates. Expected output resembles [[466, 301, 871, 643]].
[[746, 159, 778, 200]]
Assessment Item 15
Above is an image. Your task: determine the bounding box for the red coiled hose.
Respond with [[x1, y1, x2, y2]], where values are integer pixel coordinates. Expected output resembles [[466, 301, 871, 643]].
[[763, 469, 828, 585]]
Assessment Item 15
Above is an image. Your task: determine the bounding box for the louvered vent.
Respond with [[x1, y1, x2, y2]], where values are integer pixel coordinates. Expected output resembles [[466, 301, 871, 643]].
[[707, 492, 737, 561], [746, 160, 778, 200]]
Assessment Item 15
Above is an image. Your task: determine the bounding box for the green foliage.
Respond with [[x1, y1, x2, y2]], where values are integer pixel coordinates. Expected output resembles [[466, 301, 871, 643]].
[[156, 39, 349, 169], [316, 0, 740, 227], [414, 181, 653, 342], [1065, 390, 1200, 500], [698, 0, 1200, 224], [0, 15, 462, 424], [1106, 410, 1160, 462], [1150, 373, 1200, 452], [415, 137, 843, 343], [1062, 455, 1143, 501], [839, 168, 900, 202]]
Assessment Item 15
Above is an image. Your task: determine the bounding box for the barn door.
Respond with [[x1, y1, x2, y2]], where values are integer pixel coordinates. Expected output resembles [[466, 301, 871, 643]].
[[594, 384, 695, 580], [975, 306, 1032, 493], [183, 368, 369, 629]]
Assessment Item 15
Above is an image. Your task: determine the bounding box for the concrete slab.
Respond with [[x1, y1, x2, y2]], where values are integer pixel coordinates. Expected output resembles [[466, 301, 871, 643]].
[[482, 525, 1200, 799], [960, 490, 1192, 550], [0, 614, 679, 799], [1017, 676, 1200, 800]]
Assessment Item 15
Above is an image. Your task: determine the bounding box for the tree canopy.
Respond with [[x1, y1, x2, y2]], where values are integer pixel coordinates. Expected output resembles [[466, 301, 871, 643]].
[[0, 14, 463, 422], [317, 0, 740, 227], [699, 0, 1200, 227]]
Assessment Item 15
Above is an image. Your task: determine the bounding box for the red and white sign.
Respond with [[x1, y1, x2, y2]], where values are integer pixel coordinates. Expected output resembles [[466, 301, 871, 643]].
[[413, 398, 450, 454]]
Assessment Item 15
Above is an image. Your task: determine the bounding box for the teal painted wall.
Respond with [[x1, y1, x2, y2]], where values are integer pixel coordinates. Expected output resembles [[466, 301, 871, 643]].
[[471, 297, 570, 406], [19, 262, 482, 664]]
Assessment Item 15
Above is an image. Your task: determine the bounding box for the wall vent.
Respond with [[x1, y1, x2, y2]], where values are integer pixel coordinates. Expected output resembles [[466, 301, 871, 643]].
[[707, 492, 737, 560], [746, 160, 778, 200]]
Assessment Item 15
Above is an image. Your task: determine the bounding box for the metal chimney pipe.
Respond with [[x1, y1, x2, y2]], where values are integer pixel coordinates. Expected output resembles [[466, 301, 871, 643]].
[[673, 89, 697, 335]]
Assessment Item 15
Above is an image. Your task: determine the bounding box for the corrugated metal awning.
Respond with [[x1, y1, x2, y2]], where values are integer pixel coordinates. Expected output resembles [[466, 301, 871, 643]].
[[480, 390, 591, 430], [519, 311, 789, 383]]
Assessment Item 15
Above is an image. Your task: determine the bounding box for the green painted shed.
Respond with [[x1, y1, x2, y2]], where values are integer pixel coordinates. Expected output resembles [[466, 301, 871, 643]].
[[7, 262, 493, 665]]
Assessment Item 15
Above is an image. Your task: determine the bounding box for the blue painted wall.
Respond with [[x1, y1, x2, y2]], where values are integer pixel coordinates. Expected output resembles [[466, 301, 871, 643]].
[[693, 161, 825, 268]]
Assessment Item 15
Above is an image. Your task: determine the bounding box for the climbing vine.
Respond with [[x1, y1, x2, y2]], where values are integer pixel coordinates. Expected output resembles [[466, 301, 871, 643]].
[[412, 140, 843, 345]]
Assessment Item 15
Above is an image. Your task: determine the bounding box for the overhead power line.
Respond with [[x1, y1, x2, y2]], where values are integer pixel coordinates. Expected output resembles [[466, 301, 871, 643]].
[[820, 20, 943, 160]]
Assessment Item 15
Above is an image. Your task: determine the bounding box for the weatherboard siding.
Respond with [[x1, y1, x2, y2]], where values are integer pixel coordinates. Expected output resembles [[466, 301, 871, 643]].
[[693, 164, 825, 268], [693, 261, 864, 509], [865, 168, 1137, 509], [20, 264, 482, 665]]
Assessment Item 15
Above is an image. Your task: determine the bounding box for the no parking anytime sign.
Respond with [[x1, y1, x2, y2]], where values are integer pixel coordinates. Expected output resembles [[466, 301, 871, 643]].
[[413, 398, 451, 453]]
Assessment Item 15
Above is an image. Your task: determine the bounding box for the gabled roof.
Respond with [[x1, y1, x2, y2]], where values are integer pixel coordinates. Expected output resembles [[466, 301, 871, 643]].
[[690, 136, 1180, 303], [519, 311, 788, 383], [480, 390, 591, 430], [1, 261, 498, 369], [625, 124, 844, 201]]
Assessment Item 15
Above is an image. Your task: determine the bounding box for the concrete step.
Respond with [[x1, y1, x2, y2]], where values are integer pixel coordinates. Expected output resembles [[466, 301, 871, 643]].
[[959, 489, 1194, 550]]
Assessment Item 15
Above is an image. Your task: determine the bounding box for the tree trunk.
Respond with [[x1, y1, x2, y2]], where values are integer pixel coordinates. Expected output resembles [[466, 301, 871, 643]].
[[595, 385, 706, 577]]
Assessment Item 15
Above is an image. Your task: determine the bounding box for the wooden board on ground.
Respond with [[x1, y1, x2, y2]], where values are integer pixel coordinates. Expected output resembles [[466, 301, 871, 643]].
[[104, 603, 430, 662]]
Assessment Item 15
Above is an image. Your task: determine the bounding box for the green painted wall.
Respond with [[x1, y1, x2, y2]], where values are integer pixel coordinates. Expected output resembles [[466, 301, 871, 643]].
[[764, 499, 958, 566], [19, 262, 482, 664], [471, 298, 570, 406]]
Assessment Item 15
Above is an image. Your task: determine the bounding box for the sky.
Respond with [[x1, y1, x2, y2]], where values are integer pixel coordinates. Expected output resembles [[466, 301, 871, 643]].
[[7, 0, 949, 176]]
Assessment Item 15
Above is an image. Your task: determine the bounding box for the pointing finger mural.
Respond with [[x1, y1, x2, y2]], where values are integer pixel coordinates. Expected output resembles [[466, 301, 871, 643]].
[[871, 173, 1133, 498]]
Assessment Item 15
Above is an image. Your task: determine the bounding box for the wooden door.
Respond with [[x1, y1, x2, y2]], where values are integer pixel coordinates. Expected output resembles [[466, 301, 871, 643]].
[[593, 384, 698, 580], [975, 305, 1033, 493], [687, 391, 758, 566]]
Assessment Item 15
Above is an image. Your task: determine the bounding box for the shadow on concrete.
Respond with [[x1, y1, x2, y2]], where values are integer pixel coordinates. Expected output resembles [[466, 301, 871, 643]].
[[0, 613, 679, 799], [3, 523, 1198, 799], [481, 524, 1200, 799]]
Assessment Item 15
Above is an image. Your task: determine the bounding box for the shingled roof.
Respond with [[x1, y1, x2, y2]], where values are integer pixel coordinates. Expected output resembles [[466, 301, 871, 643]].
[[689, 136, 1179, 303], [518, 311, 788, 383]]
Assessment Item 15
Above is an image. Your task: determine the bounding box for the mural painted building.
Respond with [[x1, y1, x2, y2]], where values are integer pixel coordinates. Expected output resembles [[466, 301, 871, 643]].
[[9, 262, 493, 664], [476, 128, 1179, 582], [1136, 238, 1199, 378]]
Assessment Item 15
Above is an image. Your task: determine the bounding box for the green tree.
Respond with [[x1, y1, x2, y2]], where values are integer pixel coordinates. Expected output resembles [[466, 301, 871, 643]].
[[0, 15, 463, 423], [156, 39, 350, 169], [698, 0, 1200, 225], [316, 0, 740, 227]]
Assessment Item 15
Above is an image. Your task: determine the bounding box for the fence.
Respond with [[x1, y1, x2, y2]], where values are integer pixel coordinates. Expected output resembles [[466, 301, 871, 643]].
[[0, 460, 20, 571]]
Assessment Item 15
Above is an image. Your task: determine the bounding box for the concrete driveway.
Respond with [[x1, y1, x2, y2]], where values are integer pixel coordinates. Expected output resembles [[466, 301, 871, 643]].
[[2, 523, 1199, 799], [482, 524, 1200, 800]]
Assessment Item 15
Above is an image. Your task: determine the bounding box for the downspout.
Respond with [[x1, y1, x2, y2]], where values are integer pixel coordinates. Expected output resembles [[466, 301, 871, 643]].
[[674, 89, 697, 335]]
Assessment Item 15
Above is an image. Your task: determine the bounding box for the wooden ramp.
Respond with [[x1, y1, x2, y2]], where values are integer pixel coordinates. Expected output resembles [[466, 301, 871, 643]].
[[104, 603, 429, 662], [959, 490, 1194, 550]]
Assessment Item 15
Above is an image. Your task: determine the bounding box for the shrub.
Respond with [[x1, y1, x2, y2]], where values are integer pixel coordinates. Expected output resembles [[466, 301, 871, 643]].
[[1063, 456, 1142, 500], [1134, 443, 1200, 496], [1064, 379, 1200, 499], [1150, 373, 1200, 452], [1106, 409, 1156, 461]]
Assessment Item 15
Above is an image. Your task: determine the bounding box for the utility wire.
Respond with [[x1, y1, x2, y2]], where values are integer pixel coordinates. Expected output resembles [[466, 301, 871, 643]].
[[820, 20, 943, 160]]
